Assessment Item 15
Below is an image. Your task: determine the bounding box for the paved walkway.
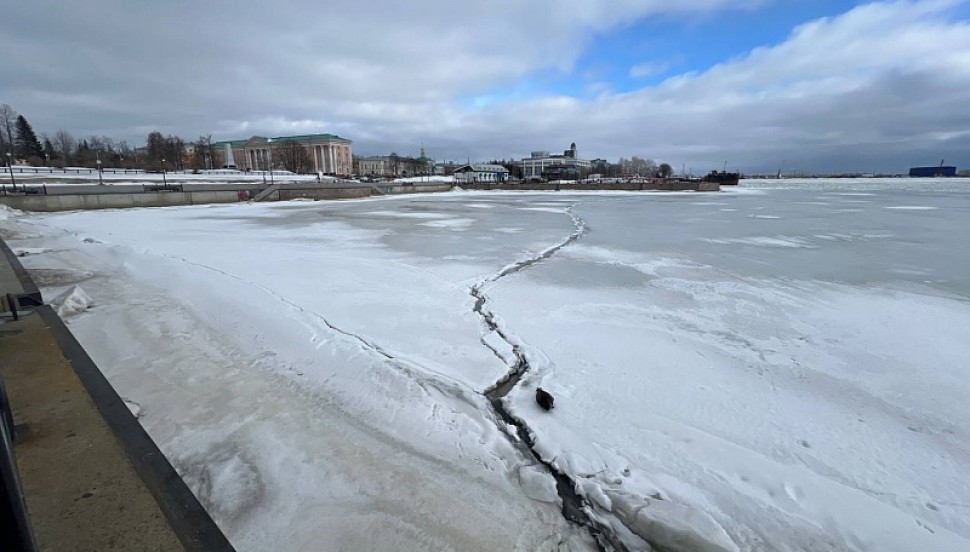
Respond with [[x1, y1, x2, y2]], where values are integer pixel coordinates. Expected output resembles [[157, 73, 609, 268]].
[[0, 239, 232, 551]]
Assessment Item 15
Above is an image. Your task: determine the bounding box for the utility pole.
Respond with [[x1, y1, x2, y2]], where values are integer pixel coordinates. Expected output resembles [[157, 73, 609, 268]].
[[5, 152, 16, 191]]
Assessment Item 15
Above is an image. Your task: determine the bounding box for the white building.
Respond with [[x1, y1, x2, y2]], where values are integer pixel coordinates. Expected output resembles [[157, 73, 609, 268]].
[[453, 163, 510, 183], [356, 150, 435, 178], [356, 156, 390, 176], [213, 133, 353, 176], [518, 143, 591, 180]]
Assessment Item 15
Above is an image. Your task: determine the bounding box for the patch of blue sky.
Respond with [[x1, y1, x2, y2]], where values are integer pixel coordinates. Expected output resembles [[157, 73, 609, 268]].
[[460, 1, 969, 107], [571, 1, 879, 95]]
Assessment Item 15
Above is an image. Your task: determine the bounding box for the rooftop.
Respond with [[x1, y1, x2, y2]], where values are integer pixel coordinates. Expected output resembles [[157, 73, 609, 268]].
[[213, 133, 351, 147]]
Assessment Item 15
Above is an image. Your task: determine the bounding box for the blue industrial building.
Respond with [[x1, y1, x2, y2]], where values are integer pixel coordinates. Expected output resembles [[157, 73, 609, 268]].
[[909, 166, 957, 177]]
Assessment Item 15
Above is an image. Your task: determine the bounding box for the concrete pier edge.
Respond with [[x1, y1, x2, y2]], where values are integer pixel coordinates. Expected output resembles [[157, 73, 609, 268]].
[[1, 237, 234, 552], [0, 240, 42, 305], [0, 179, 717, 212]]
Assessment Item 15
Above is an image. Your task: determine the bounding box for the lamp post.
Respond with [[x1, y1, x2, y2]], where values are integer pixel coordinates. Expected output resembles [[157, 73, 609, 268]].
[[96, 150, 104, 186], [267, 139, 274, 186], [5, 152, 15, 191], [161, 158, 167, 186], [45, 152, 51, 173]]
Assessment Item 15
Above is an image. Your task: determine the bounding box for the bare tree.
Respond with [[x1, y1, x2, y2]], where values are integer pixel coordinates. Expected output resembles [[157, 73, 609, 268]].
[[274, 140, 311, 173], [620, 156, 657, 177], [116, 140, 135, 168], [146, 131, 166, 167], [170, 136, 186, 170], [54, 130, 77, 166], [74, 138, 97, 167], [191, 134, 213, 171], [144, 132, 188, 170], [0, 104, 17, 158]]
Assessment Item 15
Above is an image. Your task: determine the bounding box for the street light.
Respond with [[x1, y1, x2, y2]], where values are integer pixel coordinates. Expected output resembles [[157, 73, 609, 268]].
[[45, 152, 51, 173], [96, 150, 104, 186], [161, 158, 167, 186], [5, 152, 15, 191], [267, 139, 274, 186]]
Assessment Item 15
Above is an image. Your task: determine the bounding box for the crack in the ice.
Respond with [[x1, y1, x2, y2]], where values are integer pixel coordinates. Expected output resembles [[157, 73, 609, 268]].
[[477, 206, 588, 288], [150, 204, 617, 548], [156, 252, 481, 409], [469, 205, 627, 551]]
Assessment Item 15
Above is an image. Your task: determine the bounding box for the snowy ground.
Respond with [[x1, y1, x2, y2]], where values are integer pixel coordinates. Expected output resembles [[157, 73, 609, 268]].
[[2, 179, 969, 551], [390, 175, 455, 183]]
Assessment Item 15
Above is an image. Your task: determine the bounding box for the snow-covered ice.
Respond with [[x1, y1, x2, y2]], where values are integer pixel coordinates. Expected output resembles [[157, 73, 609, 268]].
[[2, 178, 969, 551], [51, 285, 94, 317]]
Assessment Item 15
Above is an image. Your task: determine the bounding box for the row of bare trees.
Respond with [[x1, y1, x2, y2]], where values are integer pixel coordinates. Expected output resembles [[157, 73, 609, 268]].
[[0, 101, 220, 171]]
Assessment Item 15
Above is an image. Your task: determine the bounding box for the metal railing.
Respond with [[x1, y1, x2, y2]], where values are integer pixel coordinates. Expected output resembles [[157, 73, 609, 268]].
[[4, 167, 147, 175], [0, 360, 39, 552], [141, 183, 183, 192], [3, 167, 262, 176], [0, 185, 47, 196]]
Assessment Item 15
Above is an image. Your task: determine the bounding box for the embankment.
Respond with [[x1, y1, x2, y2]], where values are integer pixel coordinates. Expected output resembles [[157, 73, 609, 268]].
[[0, 180, 715, 212]]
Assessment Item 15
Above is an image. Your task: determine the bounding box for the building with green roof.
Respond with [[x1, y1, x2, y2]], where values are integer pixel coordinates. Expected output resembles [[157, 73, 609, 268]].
[[212, 133, 353, 175]]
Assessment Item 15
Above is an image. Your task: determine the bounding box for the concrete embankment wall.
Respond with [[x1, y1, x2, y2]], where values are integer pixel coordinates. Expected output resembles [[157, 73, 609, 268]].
[[0, 190, 243, 212], [0, 186, 373, 212], [458, 181, 719, 192], [0, 183, 459, 212], [275, 187, 372, 201], [375, 183, 454, 195], [0, 180, 716, 213]]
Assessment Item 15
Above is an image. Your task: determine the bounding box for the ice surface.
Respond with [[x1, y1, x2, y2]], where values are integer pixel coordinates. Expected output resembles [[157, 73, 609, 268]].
[[4, 179, 969, 551], [123, 399, 142, 418], [51, 285, 94, 317], [0, 203, 22, 220], [518, 465, 560, 504], [608, 491, 739, 552], [14, 247, 53, 256]]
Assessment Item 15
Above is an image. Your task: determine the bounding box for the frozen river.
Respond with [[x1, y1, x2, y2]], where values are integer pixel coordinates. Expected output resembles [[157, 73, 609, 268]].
[[2, 179, 969, 551]]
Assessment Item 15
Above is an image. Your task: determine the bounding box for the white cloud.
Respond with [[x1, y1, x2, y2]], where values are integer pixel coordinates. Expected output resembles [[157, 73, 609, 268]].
[[629, 61, 671, 78], [2, 0, 968, 172], [439, 0, 970, 171]]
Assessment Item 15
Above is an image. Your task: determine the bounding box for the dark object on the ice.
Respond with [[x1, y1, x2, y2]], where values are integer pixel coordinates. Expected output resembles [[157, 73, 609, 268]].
[[535, 387, 555, 411]]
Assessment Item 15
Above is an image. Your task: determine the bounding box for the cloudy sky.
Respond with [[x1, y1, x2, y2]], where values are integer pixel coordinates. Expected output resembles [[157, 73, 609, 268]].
[[3, 0, 969, 173]]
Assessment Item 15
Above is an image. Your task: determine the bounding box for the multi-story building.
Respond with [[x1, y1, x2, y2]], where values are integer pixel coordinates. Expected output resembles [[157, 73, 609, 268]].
[[213, 133, 353, 176], [453, 163, 510, 183], [356, 156, 389, 176], [354, 149, 435, 178], [518, 143, 591, 180]]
